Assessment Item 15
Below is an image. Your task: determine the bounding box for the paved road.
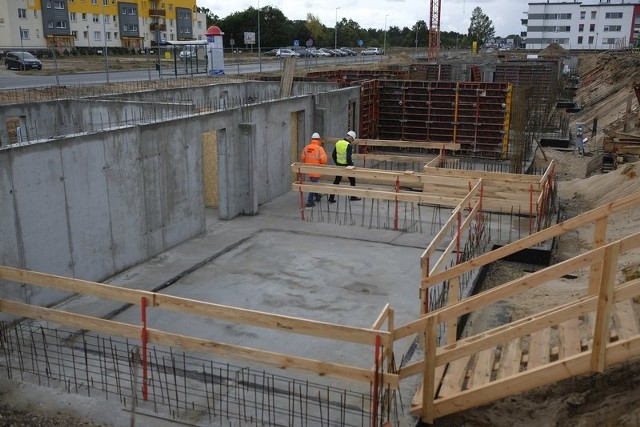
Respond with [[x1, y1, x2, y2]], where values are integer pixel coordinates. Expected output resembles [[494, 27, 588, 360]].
[[0, 55, 383, 89]]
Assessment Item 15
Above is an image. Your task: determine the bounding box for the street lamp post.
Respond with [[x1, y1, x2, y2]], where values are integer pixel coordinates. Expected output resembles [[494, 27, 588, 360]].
[[103, 1, 109, 83], [258, 1, 262, 72], [383, 15, 389, 54], [334, 7, 341, 51]]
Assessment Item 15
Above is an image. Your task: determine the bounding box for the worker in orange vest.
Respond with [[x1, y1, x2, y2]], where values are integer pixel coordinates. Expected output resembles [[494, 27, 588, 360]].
[[301, 132, 328, 207]]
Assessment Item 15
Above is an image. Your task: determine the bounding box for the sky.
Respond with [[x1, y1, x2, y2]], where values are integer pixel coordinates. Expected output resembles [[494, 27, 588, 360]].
[[200, 0, 530, 37]]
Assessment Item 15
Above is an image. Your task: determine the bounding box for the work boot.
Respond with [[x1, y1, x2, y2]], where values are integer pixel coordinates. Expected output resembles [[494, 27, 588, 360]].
[[315, 195, 322, 202], [349, 196, 361, 201], [328, 196, 336, 204]]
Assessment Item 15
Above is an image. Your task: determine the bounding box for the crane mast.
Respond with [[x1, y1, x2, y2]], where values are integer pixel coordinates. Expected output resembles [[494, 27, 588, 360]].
[[428, 0, 441, 61]]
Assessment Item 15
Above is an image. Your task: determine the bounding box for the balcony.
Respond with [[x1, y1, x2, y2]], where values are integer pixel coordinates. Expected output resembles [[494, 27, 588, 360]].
[[150, 23, 166, 31], [149, 9, 166, 17]]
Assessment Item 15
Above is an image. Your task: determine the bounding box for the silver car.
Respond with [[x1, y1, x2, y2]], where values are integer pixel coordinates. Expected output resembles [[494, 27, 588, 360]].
[[276, 48, 300, 58]]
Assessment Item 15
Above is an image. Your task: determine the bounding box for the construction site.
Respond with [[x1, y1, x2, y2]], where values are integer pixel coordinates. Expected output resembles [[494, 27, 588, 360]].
[[1, 27, 640, 426]]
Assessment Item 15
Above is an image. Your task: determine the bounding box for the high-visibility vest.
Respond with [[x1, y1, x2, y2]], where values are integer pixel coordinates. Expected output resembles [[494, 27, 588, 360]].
[[334, 139, 349, 165], [301, 139, 328, 178]]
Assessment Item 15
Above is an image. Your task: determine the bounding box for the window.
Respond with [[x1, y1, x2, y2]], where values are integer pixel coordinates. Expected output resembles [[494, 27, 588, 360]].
[[82, 13, 87, 20], [93, 14, 99, 23], [606, 12, 623, 19], [84, 30, 89, 38], [168, 4, 173, 11], [114, 32, 118, 38], [94, 31, 101, 41], [103, 0, 108, 4], [591, 11, 597, 19], [72, 30, 78, 39], [92, 0, 97, 4], [104, 15, 110, 23], [113, 15, 117, 22], [578, 36, 583, 44], [46, 0, 52, 7], [18, 8, 27, 18], [588, 35, 594, 44], [34, 10, 37, 17], [579, 24, 584, 32], [580, 11, 585, 20], [56, 21, 67, 29], [20, 28, 29, 39], [48, 20, 54, 28], [106, 32, 111, 40], [70, 12, 76, 21], [590, 24, 595, 32], [54, 1, 65, 9], [604, 25, 621, 32]]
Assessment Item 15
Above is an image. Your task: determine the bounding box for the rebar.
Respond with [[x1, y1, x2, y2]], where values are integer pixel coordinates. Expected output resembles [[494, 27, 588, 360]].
[[0, 321, 379, 426]]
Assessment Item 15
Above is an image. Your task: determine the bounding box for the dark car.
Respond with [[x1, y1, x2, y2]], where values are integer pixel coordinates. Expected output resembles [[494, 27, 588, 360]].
[[5, 51, 42, 70], [264, 48, 279, 56]]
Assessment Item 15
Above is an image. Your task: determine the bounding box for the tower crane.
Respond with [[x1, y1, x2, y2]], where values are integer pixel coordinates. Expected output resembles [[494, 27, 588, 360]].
[[427, 0, 441, 62]]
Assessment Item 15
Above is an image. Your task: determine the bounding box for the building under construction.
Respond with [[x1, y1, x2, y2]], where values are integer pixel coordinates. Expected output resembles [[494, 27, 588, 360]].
[[1, 52, 639, 426]]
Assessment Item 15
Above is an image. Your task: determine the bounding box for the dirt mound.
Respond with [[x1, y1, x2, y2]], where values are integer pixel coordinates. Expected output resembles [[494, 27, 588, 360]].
[[539, 42, 567, 57], [559, 161, 640, 205]]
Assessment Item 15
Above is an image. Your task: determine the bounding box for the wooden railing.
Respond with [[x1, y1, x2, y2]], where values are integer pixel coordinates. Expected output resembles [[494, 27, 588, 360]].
[[403, 191, 640, 423], [0, 267, 399, 390]]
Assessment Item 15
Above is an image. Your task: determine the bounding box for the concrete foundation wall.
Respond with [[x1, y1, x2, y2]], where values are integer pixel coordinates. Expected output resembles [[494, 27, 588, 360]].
[[0, 82, 360, 310]]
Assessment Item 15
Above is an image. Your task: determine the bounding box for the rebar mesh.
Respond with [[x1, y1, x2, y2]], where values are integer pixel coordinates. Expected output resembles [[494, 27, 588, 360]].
[[0, 321, 380, 426]]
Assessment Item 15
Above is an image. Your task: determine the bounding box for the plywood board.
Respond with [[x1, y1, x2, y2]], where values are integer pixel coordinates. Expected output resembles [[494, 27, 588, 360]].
[[202, 130, 218, 207]]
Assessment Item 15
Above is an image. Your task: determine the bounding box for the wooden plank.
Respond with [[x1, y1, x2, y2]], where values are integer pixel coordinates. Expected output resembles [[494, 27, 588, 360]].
[[352, 139, 461, 150], [422, 316, 438, 424], [422, 192, 640, 288], [591, 243, 620, 372], [424, 335, 640, 418], [0, 267, 392, 347], [527, 328, 551, 369], [466, 348, 495, 389], [613, 299, 640, 339], [558, 318, 582, 359], [410, 364, 447, 408], [0, 298, 400, 388], [437, 356, 472, 398], [429, 233, 640, 328], [495, 338, 522, 379]]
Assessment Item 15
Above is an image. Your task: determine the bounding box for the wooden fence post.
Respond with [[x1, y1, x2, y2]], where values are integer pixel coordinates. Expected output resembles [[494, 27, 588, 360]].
[[590, 242, 620, 372], [422, 316, 437, 425]]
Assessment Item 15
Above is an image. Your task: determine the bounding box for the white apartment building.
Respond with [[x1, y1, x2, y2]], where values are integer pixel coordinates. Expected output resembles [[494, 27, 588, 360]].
[[523, 0, 640, 50]]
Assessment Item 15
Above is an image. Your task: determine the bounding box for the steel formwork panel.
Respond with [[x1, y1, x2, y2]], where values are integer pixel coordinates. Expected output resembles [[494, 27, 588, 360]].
[[376, 80, 510, 159], [494, 60, 559, 105]]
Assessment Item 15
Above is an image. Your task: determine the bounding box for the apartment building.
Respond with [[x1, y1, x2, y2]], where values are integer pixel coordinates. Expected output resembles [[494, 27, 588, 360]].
[[522, 0, 640, 50], [0, 0, 206, 51]]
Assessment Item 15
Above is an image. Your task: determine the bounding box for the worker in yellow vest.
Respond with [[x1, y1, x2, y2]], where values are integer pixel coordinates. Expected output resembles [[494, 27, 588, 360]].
[[328, 130, 361, 203]]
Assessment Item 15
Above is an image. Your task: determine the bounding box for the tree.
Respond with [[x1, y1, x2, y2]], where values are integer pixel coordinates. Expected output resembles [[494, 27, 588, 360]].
[[196, 7, 218, 28], [305, 14, 326, 47], [467, 7, 495, 46]]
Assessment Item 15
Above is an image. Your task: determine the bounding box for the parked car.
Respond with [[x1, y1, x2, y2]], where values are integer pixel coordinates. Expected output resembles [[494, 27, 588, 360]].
[[264, 48, 280, 56], [361, 47, 383, 55], [179, 48, 197, 61], [339, 47, 357, 56], [276, 48, 300, 58], [318, 48, 336, 57], [313, 48, 331, 57], [297, 48, 317, 58], [5, 51, 42, 70]]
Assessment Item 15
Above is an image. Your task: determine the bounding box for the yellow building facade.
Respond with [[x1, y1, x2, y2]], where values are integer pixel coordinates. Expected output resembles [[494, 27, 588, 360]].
[[0, 0, 204, 51]]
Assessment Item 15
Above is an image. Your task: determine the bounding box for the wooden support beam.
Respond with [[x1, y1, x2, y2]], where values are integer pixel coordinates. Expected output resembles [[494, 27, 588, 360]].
[[591, 242, 620, 372]]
